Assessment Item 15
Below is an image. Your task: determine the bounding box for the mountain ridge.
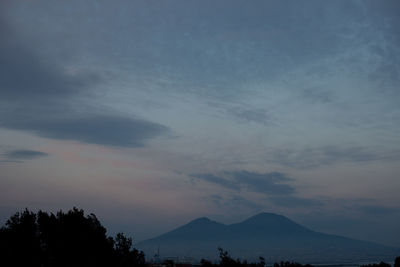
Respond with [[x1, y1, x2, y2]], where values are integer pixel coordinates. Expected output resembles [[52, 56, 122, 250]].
[[136, 212, 399, 263]]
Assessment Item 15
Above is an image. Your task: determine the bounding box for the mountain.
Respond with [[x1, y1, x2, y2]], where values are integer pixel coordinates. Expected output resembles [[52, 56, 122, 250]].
[[136, 213, 399, 263]]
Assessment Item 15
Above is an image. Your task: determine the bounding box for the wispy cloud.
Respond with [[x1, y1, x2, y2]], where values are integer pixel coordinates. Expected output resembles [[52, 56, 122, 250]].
[[266, 146, 400, 169], [191, 173, 240, 191], [1, 114, 169, 148], [0, 15, 97, 105], [269, 195, 323, 208], [358, 205, 399, 215], [192, 171, 295, 195], [194, 171, 324, 209], [209, 194, 266, 213], [230, 171, 295, 195], [0, 17, 169, 148], [1, 149, 48, 162], [229, 107, 272, 126]]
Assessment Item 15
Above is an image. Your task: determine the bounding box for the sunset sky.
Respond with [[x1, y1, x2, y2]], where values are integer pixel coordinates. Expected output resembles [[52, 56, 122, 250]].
[[1, 0, 399, 247]]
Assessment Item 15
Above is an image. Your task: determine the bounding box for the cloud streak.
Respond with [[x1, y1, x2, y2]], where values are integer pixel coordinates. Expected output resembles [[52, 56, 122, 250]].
[[230, 171, 295, 195], [268, 195, 323, 208], [194, 171, 323, 209], [0, 15, 96, 104], [210, 194, 266, 212], [1, 149, 48, 162], [191, 173, 241, 191], [1, 114, 169, 148], [192, 171, 295, 195], [266, 146, 400, 169], [0, 16, 169, 148]]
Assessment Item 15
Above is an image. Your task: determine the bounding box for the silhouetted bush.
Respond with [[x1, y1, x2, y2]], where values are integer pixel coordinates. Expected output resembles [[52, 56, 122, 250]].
[[200, 258, 216, 267], [274, 262, 314, 267], [0, 208, 145, 267], [163, 259, 175, 267], [114, 232, 145, 267], [204, 248, 314, 267], [395, 257, 400, 267], [360, 262, 391, 267]]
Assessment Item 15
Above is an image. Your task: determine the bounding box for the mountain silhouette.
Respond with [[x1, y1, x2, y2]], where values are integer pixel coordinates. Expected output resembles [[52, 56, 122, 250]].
[[136, 213, 399, 263]]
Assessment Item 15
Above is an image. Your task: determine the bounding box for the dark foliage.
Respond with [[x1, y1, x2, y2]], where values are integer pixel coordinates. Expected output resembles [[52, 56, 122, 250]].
[[199, 248, 314, 267], [163, 259, 176, 267], [0, 207, 145, 267], [395, 257, 400, 267], [273, 262, 314, 267], [200, 258, 216, 267], [361, 262, 391, 267], [114, 232, 145, 267]]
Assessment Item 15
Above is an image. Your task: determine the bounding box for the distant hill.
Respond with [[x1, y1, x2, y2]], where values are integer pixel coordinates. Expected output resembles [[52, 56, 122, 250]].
[[136, 212, 399, 264]]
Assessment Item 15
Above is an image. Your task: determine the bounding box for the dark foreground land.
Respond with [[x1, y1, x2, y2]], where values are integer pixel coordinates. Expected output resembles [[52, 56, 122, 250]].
[[0, 208, 398, 267]]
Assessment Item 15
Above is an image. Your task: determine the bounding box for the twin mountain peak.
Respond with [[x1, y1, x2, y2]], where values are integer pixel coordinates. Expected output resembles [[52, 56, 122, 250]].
[[136, 212, 399, 263]]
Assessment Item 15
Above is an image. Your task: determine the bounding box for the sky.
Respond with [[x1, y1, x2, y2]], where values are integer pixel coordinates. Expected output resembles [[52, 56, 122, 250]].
[[0, 0, 399, 248]]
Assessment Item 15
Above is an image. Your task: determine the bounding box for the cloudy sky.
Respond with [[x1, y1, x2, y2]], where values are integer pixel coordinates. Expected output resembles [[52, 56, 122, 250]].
[[1, 0, 399, 247]]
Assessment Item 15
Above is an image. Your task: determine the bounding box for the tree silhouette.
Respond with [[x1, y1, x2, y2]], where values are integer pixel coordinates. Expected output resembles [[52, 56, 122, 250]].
[[395, 257, 400, 267], [258, 257, 266, 267], [218, 247, 251, 267], [200, 248, 318, 267], [0, 208, 144, 267], [114, 232, 145, 267], [0, 209, 41, 266], [200, 258, 216, 267], [163, 259, 175, 267], [361, 262, 391, 267]]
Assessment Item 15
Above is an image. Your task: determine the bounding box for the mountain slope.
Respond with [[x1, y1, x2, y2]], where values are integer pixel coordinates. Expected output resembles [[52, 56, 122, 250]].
[[136, 213, 399, 263], [145, 217, 227, 242]]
